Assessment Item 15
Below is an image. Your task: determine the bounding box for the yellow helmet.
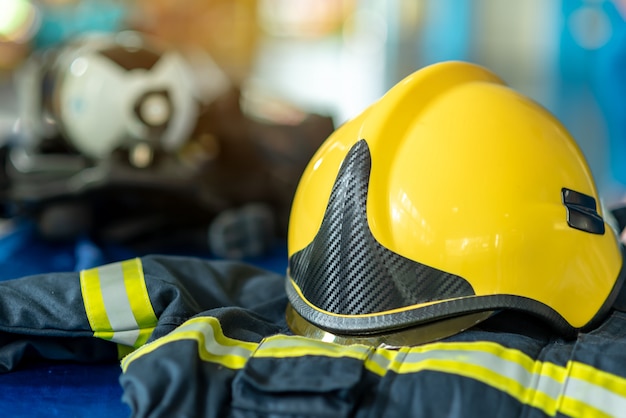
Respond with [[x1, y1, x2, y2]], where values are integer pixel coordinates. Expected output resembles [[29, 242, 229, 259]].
[[285, 61, 625, 346]]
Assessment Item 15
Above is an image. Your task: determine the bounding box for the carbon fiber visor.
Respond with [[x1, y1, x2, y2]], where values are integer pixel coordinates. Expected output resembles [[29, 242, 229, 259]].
[[287, 140, 479, 334]]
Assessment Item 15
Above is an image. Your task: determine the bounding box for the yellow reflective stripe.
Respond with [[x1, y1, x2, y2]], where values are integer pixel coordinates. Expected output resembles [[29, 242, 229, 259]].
[[570, 361, 626, 395], [122, 258, 157, 347], [257, 335, 372, 359], [121, 317, 257, 372], [117, 344, 135, 360], [80, 267, 112, 338], [80, 258, 157, 348], [120, 316, 626, 417], [256, 334, 395, 375], [560, 400, 610, 418]]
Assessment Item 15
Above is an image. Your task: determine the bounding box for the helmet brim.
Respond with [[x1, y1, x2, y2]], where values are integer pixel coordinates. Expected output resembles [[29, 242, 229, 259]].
[[286, 304, 495, 347]]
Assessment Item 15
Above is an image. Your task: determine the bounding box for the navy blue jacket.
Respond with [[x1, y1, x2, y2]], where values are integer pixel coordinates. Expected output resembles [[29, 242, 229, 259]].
[[1, 255, 626, 417]]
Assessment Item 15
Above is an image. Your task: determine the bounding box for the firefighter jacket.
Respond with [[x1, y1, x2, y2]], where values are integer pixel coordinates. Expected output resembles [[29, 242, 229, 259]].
[[1, 254, 626, 417]]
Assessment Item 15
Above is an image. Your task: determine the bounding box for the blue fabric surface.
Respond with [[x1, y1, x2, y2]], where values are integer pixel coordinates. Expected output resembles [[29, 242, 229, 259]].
[[0, 221, 288, 280], [0, 220, 288, 417], [0, 363, 130, 417], [0, 221, 136, 281]]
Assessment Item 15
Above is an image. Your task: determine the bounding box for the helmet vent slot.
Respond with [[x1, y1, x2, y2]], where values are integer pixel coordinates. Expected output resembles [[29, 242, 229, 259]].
[[562, 188, 605, 235]]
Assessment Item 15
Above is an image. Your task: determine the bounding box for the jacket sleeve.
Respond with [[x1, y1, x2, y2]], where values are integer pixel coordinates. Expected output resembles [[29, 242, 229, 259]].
[[0, 254, 285, 372]]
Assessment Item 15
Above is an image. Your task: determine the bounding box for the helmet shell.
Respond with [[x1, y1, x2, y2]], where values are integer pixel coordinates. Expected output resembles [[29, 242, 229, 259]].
[[287, 61, 624, 339]]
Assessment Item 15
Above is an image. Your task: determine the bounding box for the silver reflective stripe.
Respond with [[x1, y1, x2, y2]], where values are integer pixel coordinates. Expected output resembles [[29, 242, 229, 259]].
[[98, 262, 142, 346], [402, 347, 564, 399], [80, 258, 157, 348], [180, 320, 255, 359], [109, 329, 141, 347], [565, 375, 626, 416]]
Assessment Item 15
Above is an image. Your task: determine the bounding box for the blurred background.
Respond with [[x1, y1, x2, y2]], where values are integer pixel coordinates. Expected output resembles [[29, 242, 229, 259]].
[[0, 0, 625, 268], [2, 0, 624, 196]]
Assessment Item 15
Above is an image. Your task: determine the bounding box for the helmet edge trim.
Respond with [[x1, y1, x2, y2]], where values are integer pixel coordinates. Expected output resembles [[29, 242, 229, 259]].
[[286, 277, 578, 338]]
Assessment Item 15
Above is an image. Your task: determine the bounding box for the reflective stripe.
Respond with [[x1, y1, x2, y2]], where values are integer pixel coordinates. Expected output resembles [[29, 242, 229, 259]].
[[559, 362, 626, 418], [99, 262, 141, 346], [257, 334, 372, 358], [121, 316, 626, 417], [121, 316, 256, 371], [255, 334, 394, 374], [397, 347, 562, 414], [391, 342, 626, 416], [80, 258, 157, 348], [391, 342, 567, 415]]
